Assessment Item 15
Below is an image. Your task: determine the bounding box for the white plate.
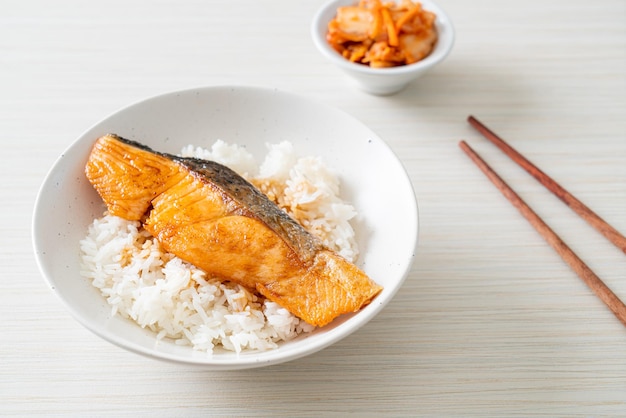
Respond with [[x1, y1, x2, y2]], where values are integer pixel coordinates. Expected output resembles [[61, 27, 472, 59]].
[[32, 86, 419, 369]]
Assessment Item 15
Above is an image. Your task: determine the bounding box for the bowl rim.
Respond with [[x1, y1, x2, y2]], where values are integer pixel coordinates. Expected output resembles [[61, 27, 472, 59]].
[[32, 85, 420, 369], [311, 0, 455, 75]]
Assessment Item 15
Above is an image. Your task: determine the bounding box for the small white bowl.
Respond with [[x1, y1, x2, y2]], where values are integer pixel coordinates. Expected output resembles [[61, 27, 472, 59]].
[[32, 86, 419, 369], [311, 0, 455, 95]]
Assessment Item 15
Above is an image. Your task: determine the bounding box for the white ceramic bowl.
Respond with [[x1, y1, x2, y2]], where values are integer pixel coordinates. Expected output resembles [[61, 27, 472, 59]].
[[311, 0, 455, 95], [32, 86, 419, 369]]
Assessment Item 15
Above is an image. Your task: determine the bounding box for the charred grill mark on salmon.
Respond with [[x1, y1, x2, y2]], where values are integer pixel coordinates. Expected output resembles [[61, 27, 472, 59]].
[[85, 134, 383, 327]]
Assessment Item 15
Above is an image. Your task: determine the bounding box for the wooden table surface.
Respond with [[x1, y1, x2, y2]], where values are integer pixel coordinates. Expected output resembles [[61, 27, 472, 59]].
[[2, 0, 625, 416]]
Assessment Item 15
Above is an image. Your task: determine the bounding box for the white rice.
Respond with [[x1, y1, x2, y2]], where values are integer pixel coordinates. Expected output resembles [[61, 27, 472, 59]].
[[80, 140, 359, 354]]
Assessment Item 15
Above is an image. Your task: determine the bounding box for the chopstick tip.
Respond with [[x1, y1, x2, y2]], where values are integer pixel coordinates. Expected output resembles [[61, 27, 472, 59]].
[[467, 115, 481, 127]]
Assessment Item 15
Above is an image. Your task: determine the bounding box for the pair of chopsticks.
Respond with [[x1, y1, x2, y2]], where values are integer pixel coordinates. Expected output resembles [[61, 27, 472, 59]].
[[460, 116, 626, 327]]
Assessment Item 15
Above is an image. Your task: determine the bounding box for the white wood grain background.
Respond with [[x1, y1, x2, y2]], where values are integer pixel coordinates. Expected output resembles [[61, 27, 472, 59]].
[[1, 0, 625, 416]]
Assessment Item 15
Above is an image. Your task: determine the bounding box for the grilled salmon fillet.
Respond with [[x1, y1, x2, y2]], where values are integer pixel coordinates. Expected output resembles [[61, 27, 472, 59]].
[[85, 134, 383, 327]]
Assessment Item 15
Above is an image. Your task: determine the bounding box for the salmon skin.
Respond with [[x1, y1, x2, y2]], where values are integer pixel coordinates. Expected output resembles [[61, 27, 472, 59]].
[[85, 134, 383, 327]]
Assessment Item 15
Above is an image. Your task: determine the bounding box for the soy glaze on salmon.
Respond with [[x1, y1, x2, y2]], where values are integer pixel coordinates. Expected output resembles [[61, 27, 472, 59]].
[[85, 134, 383, 327]]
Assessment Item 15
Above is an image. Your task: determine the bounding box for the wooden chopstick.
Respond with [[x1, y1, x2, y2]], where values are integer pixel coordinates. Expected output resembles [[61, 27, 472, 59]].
[[467, 115, 626, 255], [459, 140, 626, 327]]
